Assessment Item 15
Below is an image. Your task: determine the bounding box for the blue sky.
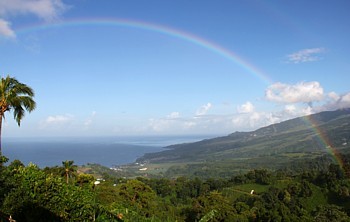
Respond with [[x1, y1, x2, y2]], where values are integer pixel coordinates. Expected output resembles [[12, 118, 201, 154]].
[[0, 0, 350, 137]]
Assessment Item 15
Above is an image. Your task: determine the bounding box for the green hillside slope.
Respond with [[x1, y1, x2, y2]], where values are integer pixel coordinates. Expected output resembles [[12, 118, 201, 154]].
[[136, 109, 350, 177]]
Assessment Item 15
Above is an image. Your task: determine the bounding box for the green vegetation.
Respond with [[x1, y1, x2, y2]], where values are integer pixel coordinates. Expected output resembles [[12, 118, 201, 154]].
[[0, 86, 349, 222], [1, 154, 350, 221]]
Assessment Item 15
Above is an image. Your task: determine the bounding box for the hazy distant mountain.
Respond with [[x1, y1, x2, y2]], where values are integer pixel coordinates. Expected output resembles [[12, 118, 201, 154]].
[[137, 109, 350, 168]]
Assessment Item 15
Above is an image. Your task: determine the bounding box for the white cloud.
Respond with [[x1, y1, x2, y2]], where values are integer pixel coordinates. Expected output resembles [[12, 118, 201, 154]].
[[84, 111, 97, 127], [232, 111, 280, 130], [328, 92, 340, 101], [265, 81, 349, 115], [0, 18, 15, 37], [145, 105, 276, 135], [167, 112, 180, 119], [114, 85, 350, 136], [318, 92, 350, 111], [138, 89, 349, 135], [265, 81, 324, 104], [45, 114, 73, 124], [281, 104, 309, 119], [237, 101, 254, 113], [148, 118, 175, 132], [287, 48, 325, 63], [284, 104, 296, 114], [147, 109, 229, 134], [40, 114, 74, 128], [0, 0, 68, 38], [0, 0, 67, 20], [184, 121, 196, 128], [196, 103, 212, 116], [341, 93, 350, 104], [147, 112, 182, 132]]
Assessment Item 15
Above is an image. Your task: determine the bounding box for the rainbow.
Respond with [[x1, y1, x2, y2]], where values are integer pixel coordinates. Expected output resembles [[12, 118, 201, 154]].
[[15, 17, 272, 85], [303, 114, 345, 170], [15, 18, 345, 170]]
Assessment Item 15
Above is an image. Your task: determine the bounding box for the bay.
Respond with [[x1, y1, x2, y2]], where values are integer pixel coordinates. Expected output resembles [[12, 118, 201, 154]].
[[1, 135, 216, 168]]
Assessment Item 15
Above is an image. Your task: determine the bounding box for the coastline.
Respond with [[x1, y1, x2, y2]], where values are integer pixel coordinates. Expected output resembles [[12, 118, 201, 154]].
[[2, 135, 219, 167]]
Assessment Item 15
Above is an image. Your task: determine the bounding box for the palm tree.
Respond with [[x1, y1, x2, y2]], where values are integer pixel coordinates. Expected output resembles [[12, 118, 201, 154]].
[[0, 75, 36, 153], [62, 160, 77, 184]]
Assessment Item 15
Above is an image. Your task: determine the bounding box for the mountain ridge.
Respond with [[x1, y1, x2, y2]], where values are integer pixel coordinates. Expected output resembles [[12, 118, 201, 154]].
[[137, 108, 350, 167]]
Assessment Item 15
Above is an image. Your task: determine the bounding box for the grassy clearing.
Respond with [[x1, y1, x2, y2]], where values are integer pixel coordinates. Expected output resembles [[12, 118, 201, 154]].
[[128, 162, 202, 176], [222, 179, 293, 201], [222, 187, 250, 200], [222, 183, 269, 201], [231, 183, 270, 194], [301, 184, 328, 211]]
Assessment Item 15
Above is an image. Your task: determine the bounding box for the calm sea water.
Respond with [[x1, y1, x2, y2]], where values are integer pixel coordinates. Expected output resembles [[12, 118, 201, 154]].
[[2, 135, 216, 168]]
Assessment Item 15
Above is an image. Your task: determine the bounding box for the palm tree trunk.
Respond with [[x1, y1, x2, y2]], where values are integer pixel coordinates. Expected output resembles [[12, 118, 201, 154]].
[[0, 115, 2, 154], [66, 170, 69, 184]]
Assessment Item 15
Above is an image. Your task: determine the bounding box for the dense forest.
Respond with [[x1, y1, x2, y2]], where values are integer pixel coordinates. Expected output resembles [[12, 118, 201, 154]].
[[1, 153, 350, 221]]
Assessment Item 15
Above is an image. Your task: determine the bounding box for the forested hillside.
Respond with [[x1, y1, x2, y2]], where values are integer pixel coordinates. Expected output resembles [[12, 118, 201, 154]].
[[135, 109, 350, 178], [1, 154, 350, 221]]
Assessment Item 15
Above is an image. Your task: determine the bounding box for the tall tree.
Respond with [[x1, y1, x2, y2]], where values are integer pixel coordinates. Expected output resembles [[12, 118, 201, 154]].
[[0, 75, 36, 153], [62, 160, 76, 184]]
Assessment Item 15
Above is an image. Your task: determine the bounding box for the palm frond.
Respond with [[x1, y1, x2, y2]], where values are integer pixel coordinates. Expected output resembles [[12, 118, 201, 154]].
[[0, 75, 36, 125]]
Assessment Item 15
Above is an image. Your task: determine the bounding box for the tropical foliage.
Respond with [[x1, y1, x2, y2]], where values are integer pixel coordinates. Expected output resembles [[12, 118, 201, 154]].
[[62, 160, 77, 184], [1, 154, 350, 221]]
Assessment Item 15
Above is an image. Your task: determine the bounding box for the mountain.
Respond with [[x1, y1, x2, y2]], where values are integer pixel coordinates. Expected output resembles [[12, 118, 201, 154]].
[[136, 109, 350, 176]]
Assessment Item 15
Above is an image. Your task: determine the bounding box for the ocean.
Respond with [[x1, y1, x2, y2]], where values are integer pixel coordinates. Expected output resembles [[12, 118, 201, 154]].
[[1, 135, 216, 168]]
